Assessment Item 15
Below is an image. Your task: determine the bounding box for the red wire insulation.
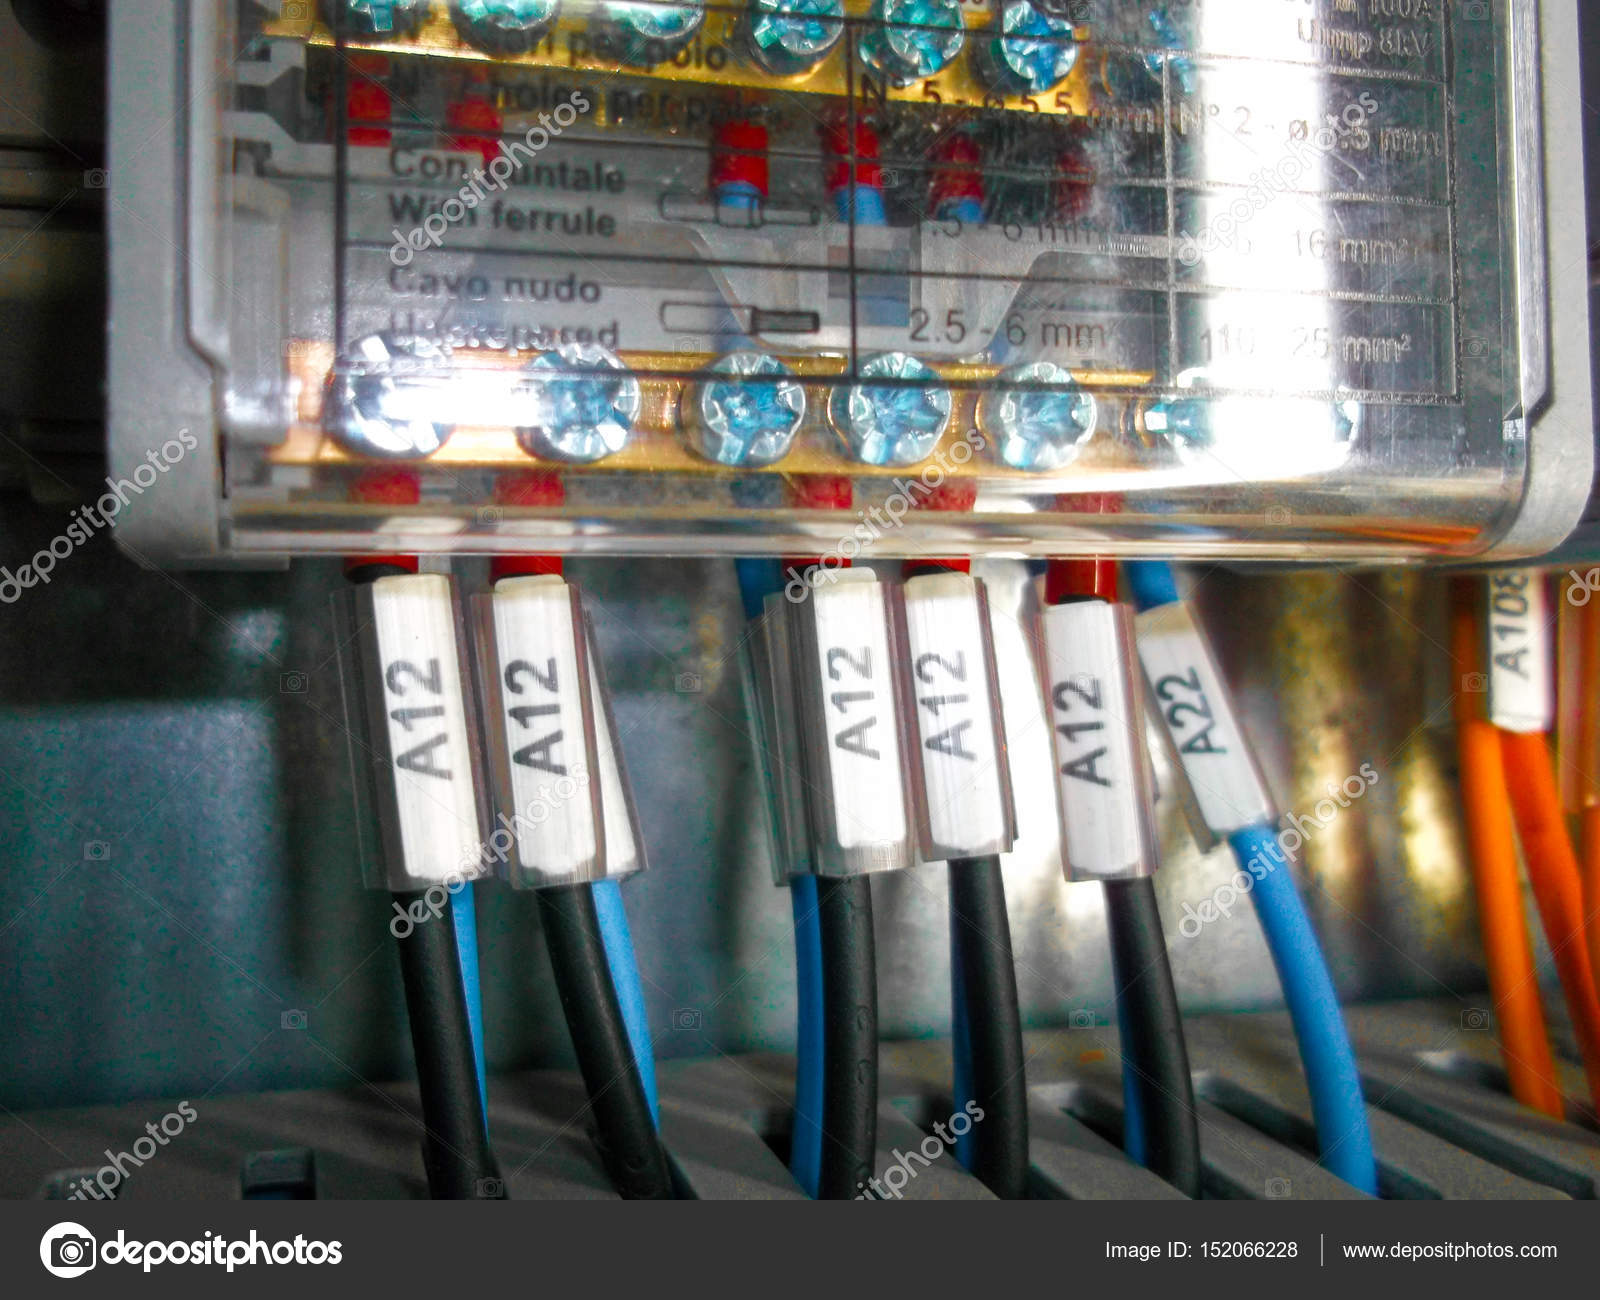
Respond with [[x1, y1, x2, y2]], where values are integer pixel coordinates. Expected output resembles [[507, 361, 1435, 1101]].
[[345, 468, 421, 577], [490, 470, 567, 582]]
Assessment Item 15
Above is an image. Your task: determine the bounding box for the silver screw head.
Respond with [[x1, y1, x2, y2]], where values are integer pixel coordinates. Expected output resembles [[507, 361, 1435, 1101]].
[[516, 343, 641, 463], [979, 360, 1096, 471], [829, 351, 952, 467], [593, 0, 706, 65], [859, 0, 965, 83], [327, 332, 455, 459], [449, 0, 562, 52], [984, 0, 1079, 94], [683, 352, 807, 468], [745, 0, 845, 75]]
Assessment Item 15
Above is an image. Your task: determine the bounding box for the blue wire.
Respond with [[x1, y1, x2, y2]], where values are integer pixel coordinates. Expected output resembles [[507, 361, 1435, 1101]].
[[735, 558, 782, 621], [833, 185, 888, 225], [593, 877, 660, 1128], [449, 881, 489, 1122], [735, 550, 824, 1194], [1122, 558, 1182, 610], [1114, 992, 1149, 1166], [950, 930, 976, 1172], [790, 875, 825, 1198], [1121, 559, 1377, 1194], [1228, 825, 1378, 1194]]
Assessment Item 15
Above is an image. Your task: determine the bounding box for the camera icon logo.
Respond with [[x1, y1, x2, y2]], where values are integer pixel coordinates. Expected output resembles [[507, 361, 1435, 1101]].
[[475, 1177, 506, 1198], [82, 841, 111, 862], [671, 1007, 703, 1031], [1460, 671, 1487, 694], [279, 671, 309, 694], [281, 0, 313, 19], [675, 672, 702, 694], [1461, 1008, 1491, 1031], [1069, 1008, 1097, 1029], [1264, 1177, 1292, 1199], [40, 1222, 97, 1278], [281, 1009, 308, 1030], [82, 169, 109, 190], [1462, 0, 1489, 19]]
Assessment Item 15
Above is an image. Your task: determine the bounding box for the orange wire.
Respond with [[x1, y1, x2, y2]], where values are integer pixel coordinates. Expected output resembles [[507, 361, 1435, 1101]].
[[1449, 597, 1564, 1116], [1500, 728, 1600, 1111], [1584, 805, 1600, 1012]]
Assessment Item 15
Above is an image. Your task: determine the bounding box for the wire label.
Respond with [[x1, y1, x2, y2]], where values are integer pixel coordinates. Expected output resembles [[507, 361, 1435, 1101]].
[[1486, 569, 1554, 733], [1134, 601, 1275, 837], [803, 571, 913, 861], [1041, 601, 1157, 880], [481, 576, 605, 885], [365, 575, 488, 887], [900, 573, 1015, 859]]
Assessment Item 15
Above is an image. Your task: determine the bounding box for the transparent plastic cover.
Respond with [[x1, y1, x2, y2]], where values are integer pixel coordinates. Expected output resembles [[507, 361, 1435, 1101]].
[[218, 0, 1524, 559]]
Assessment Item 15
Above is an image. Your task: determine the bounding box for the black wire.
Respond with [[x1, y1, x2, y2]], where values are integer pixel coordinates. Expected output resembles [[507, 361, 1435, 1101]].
[[816, 875, 878, 1199], [536, 882, 673, 1199], [391, 889, 503, 1199], [948, 855, 1030, 1198], [1103, 876, 1202, 1197], [347, 559, 500, 1199]]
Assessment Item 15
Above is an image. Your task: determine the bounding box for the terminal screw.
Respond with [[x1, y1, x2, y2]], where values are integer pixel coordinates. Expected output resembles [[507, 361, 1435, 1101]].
[[320, 0, 432, 37], [829, 352, 952, 467], [327, 332, 455, 459], [745, 0, 845, 75], [983, 0, 1079, 95], [449, 0, 561, 52], [859, 0, 965, 84], [516, 343, 641, 464], [1142, 6, 1196, 96], [593, 0, 706, 65], [979, 361, 1096, 471], [683, 352, 807, 468]]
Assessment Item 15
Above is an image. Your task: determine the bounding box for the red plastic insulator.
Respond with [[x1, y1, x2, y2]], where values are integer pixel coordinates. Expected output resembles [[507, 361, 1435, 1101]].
[[345, 467, 421, 576], [823, 120, 882, 193], [710, 121, 770, 198]]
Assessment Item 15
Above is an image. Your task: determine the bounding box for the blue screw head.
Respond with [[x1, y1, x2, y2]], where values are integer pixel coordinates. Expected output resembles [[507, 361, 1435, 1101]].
[[746, 0, 845, 74], [323, 0, 432, 37], [329, 332, 455, 459], [860, 0, 965, 83], [1142, 7, 1196, 96], [1138, 392, 1211, 448], [979, 361, 1096, 471], [517, 344, 641, 463], [684, 352, 807, 468], [829, 352, 952, 466], [595, 0, 706, 64], [449, 0, 561, 52], [986, 1, 1079, 95]]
